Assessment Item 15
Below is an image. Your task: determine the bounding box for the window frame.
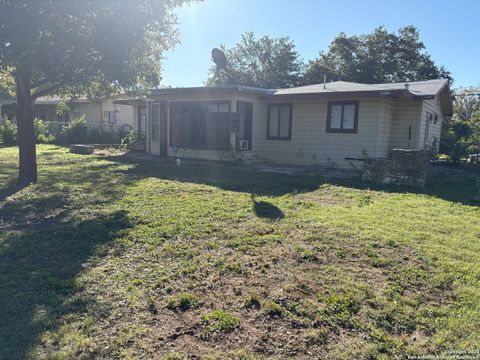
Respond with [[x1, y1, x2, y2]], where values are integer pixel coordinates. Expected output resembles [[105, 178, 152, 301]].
[[267, 103, 293, 140], [326, 100, 359, 133], [168, 100, 232, 150]]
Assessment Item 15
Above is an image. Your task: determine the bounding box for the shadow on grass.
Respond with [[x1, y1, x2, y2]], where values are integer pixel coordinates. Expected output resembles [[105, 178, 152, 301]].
[[252, 196, 285, 220], [0, 210, 131, 359], [108, 154, 479, 206], [0, 179, 27, 202]]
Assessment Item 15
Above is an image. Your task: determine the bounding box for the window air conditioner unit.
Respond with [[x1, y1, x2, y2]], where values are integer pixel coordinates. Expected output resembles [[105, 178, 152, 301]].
[[239, 140, 249, 151]]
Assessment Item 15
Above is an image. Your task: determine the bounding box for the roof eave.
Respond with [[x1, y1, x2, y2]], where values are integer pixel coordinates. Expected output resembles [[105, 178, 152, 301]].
[[261, 89, 417, 100], [151, 86, 271, 97]]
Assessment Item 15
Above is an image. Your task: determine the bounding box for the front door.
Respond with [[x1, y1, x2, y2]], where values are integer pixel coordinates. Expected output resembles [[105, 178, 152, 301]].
[[150, 102, 168, 157]]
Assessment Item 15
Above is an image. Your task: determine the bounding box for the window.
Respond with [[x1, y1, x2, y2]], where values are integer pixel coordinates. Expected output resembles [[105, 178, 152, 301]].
[[267, 103, 292, 140], [208, 102, 230, 113], [326, 101, 359, 133]]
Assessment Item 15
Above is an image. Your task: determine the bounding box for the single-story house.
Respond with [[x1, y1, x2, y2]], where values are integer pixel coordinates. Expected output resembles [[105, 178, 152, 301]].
[[116, 79, 452, 168], [0, 95, 134, 135]]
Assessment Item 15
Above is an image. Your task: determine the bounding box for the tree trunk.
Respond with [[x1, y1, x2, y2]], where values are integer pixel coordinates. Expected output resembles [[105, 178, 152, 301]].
[[16, 72, 37, 185]]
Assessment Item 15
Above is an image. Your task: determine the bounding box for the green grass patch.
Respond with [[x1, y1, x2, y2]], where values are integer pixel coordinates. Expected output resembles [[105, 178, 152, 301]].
[[200, 310, 240, 339], [0, 145, 479, 358]]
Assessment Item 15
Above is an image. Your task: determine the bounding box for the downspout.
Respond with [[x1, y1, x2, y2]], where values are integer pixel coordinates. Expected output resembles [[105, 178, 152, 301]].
[[100, 100, 104, 134], [414, 101, 423, 149]]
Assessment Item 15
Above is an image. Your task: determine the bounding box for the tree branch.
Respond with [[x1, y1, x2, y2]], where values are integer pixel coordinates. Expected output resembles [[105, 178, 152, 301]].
[[31, 80, 65, 99]]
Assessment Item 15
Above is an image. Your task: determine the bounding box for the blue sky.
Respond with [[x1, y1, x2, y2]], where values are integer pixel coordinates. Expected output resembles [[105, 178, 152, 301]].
[[161, 0, 479, 89]]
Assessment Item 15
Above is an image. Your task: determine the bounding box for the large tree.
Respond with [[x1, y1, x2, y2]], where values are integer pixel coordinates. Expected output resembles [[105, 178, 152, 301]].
[[0, 0, 189, 185], [303, 26, 451, 85], [206, 32, 304, 89], [441, 87, 480, 162]]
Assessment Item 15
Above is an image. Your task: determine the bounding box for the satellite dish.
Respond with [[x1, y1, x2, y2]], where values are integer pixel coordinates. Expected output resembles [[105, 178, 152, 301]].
[[212, 48, 227, 69]]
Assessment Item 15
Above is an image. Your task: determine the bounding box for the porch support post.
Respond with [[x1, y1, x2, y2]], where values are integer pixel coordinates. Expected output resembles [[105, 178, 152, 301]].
[[229, 96, 237, 150], [166, 100, 170, 154], [146, 99, 151, 154]]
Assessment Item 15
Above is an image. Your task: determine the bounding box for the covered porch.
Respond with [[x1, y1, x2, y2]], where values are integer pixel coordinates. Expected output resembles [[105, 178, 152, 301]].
[[147, 98, 253, 160]]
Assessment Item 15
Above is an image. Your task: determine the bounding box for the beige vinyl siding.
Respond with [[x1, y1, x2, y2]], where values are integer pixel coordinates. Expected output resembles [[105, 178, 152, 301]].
[[254, 98, 380, 167], [390, 99, 422, 150], [419, 98, 443, 151], [102, 100, 135, 131], [72, 102, 102, 128]]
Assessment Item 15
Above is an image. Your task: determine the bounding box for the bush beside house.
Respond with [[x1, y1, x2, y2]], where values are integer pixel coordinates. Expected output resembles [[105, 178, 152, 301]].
[[1, 115, 132, 147]]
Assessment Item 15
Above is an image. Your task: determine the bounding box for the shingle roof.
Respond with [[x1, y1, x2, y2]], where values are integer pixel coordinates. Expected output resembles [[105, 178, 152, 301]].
[[274, 79, 449, 97], [35, 95, 92, 105], [151, 85, 272, 96]]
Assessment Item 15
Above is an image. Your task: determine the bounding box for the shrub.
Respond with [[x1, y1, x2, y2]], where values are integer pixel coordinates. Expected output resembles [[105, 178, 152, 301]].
[[262, 300, 285, 317], [0, 117, 17, 145], [121, 129, 137, 149], [34, 118, 55, 143], [87, 127, 119, 144], [57, 115, 88, 145], [166, 293, 198, 312], [117, 124, 133, 142], [200, 310, 240, 338]]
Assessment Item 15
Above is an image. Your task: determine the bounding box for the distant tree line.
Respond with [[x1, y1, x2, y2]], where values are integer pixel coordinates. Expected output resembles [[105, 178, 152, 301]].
[[206, 26, 452, 88], [441, 88, 480, 163]]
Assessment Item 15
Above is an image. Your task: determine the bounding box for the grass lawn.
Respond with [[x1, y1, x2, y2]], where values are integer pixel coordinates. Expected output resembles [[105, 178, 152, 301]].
[[1, 145, 479, 359]]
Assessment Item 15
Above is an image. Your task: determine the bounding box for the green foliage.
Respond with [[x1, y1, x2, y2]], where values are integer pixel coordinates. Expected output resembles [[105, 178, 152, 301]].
[[86, 127, 120, 145], [120, 129, 137, 149], [56, 116, 88, 145], [34, 118, 55, 144], [1, 0, 192, 183], [441, 87, 480, 163], [318, 293, 360, 327], [262, 300, 285, 318], [200, 310, 240, 338], [0, 117, 55, 145], [206, 32, 303, 88], [303, 26, 451, 85], [0, 117, 17, 145], [166, 293, 198, 312], [0, 1, 190, 97]]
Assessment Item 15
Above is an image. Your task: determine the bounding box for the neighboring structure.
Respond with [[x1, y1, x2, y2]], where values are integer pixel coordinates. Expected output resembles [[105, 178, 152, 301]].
[[119, 79, 453, 168], [0, 96, 134, 135]]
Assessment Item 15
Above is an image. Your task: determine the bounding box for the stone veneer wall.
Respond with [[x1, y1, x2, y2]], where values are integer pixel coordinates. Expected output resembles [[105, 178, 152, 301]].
[[362, 149, 430, 188]]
